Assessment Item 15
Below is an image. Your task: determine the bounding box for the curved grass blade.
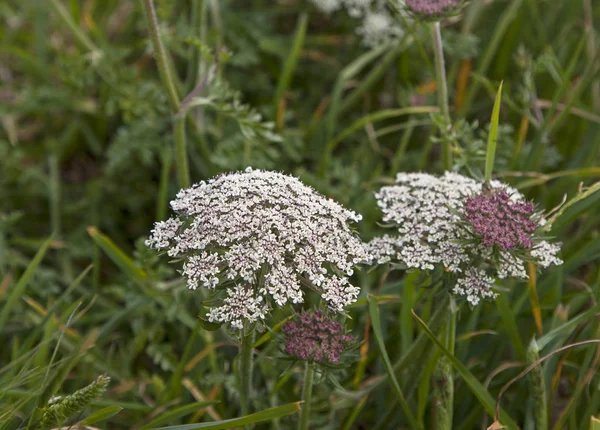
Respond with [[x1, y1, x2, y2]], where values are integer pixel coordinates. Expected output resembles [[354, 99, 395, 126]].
[[273, 13, 308, 121], [368, 295, 422, 430], [322, 106, 438, 175], [141, 401, 220, 429], [0, 236, 53, 331], [412, 310, 519, 429], [87, 226, 148, 286], [536, 302, 600, 350], [148, 402, 301, 429], [77, 405, 123, 426]]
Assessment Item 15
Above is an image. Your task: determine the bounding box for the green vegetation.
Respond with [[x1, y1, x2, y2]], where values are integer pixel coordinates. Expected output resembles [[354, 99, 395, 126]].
[[1, 0, 599, 428]]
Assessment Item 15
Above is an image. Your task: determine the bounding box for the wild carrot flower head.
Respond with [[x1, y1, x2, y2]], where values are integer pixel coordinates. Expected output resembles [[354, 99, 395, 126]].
[[368, 172, 562, 306], [146, 168, 368, 329], [282, 310, 354, 364], [405, 0, 463, 21], [465, 190, 538, 250]]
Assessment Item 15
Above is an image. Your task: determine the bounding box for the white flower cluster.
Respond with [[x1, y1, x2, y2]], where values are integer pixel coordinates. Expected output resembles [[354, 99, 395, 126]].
[[309, 0, 406, 47], [146, 168, 368, 328], [207, 286, 268, 330], [453, 268, 497, 306], [368, 172, 563, 306]]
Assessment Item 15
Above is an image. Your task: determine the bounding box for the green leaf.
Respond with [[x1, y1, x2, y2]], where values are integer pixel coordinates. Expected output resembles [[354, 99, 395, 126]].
[[548, 181, 600, 232], [198, 317, 222, 332], [485, 81, 503, 182], [77, 405, 123, 426], [253, 315, 293, 348], [368, 295, 422, 430], [141, 401, 220, 429], [495, 293, 526, 360], [412, 310, 519, 429], [536, 302, 600, 350], [87, 226, 148, 286], [273, 13, 308, 116], [148, 402, 301, 429], [591, 416, 600, 430], [0, 236, 53, 331]]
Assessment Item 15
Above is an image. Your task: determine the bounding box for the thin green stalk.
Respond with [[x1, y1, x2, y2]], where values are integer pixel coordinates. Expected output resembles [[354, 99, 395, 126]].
[[174, 117, 190, 189], [141, 0, 191, 189], [298, 362, 314, 430], [185, 0, 205, 92], [431, 22, 452, 171], [48, 150, 73, 283], [239, 327, 255, 417], [156, 148, 173, 221]]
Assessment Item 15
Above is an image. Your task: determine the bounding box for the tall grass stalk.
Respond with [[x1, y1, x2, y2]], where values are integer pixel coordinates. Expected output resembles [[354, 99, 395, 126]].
[[141, 0, 191, 189], [432, 22, 452, 171]]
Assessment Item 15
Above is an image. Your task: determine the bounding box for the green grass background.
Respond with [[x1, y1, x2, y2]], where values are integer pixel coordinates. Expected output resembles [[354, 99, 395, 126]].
[[1, 0, 599, 428]]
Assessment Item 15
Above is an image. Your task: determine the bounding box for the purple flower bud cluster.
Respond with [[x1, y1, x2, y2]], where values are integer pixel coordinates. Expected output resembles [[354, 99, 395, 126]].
[[405, 0, 462, 20], [282, 311, 354, 364], [465, 190, 538, 250]]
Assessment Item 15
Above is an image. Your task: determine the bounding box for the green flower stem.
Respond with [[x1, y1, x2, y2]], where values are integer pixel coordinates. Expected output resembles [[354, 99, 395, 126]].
[[431, 21, 452, 171], [298, 362, 315, 430], [433, 296, 455, 430], [238, 327, 255, 417], [141, 0, 191, 189]]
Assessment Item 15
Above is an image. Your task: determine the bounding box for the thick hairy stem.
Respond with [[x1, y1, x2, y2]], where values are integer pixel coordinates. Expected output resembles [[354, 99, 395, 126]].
[[141, 0, 190, 189], [238, 327, 255, 417], [527, 339, 548, 430], [433, 297, 455, 430], [298, 362, 315, 430], [432, 22, 452, 171]]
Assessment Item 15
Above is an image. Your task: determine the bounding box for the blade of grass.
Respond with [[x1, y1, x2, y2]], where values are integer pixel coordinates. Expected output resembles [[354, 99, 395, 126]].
[[412, 310, 519, 429], [368, 295, 422, 430], [495, 292, 526, 360], [87, 227, 148, 287], [341, 396, 368, 430], [319, 106, 438, 176], [325, 43, 390, 143], [459, 0, 523, 115], [273, 13, 308, 123], [148, 402, 301, 430], [485, 81, 503, 182], [0, 237, 53, 331], [536, 302, 600, 350], [77, 405, 123, 426], [141, 401, 220, 429]]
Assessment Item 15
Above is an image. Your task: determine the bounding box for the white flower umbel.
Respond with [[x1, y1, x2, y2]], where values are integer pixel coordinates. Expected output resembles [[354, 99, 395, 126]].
[[368, 171, 563, 306], [453, 268, 497, 306], [207, 286, 267, 330], [309, 0, 406, 47], [371, 172, 482, 272], [146, 168, 368, 327], [531, 240, 563, 268]]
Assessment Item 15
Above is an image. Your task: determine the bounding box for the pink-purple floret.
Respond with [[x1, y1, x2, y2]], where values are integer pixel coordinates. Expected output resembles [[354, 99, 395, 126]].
[[405, 0, 461, 15], [465, 190, 538, 250], [283, 310, 354, 364]]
